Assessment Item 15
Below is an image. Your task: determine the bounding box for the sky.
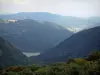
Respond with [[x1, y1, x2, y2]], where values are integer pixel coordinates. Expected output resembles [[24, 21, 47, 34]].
[[0, 0, 100, 18]]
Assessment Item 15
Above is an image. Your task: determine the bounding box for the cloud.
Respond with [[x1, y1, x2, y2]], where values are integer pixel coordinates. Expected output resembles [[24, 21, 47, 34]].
[[0, 0, 100, 17], [0, 0, 26, 4]]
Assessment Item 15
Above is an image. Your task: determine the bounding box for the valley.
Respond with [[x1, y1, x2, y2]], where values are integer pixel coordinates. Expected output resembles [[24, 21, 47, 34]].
[[0, 12, 100, 75]]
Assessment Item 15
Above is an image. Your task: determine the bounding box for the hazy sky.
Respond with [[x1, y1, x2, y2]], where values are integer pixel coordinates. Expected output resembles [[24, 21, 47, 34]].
[[0, 0, 100, 17]]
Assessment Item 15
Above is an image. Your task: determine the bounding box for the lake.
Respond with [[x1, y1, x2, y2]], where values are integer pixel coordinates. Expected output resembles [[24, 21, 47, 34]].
[[22, 52, 40, 57]]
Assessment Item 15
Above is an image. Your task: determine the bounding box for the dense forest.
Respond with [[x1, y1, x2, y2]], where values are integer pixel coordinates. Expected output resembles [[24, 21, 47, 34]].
[[0, 51, 100, 75], [0, 19, 72, 52]]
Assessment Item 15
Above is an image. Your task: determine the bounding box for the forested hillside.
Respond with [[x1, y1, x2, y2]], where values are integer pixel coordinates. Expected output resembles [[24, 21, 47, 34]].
[[0, 37, 28, 68], [0, 51, 100, 75], [0, 19, 73, 52], [37, 26, 100, 62]]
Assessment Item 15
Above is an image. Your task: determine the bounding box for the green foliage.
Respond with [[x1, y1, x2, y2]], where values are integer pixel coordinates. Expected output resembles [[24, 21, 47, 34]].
[[74, 58, 87, 65], [0, 51, 100, 75], [6, 72, 20, 75], [86, 51, 100, 61], [19, 68, 33, 75], [28, 64, 40, 71], [67, 58, 75, 64], [6, 66, 25, 72]]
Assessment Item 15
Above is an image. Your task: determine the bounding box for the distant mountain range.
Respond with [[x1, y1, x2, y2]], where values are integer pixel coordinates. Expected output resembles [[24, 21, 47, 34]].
[[0, 12, 100, 30], [0, 12, 100, 67], [0, 37, 28, 68], [0, 19, 73, 52], [37, 26, 100, 62]]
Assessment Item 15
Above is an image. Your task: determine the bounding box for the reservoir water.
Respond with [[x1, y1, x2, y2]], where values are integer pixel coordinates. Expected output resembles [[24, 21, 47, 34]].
[[23, 52, 40, 57]]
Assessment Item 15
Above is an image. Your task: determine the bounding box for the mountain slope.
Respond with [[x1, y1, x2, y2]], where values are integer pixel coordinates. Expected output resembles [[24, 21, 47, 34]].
[[0, 19, 73, 52], [1, 12, 100, 31], [37, 26, 100, 62], [0, 37, 28, 68], [0, 12, 88, 28]]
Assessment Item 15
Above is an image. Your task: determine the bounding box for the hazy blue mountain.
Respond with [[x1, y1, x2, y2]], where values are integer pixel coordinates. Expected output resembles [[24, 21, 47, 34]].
[[1, 12, 100, 30], [0, 12, 88, 28], [37, 26, 100, 62], [0, 37, 28, 68], [0, 19, 5, 23], [0, 19, 73, 52], [87, 17, 100, 28]]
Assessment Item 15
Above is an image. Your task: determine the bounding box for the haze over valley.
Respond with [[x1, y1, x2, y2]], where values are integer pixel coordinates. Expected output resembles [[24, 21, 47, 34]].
[[0, 0, 100, 75]]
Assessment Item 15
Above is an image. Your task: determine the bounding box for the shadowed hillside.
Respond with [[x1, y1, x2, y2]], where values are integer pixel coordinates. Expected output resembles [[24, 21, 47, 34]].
[[0, 19, 73, 52], [37, 26, 100, 62], [0, 37, 28, 68]]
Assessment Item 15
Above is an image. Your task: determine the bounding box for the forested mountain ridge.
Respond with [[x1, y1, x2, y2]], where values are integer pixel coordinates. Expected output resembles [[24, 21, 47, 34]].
[[0, 37, 28, 68], [37, 26, 100, 62], [0, 19, 73, 52]]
